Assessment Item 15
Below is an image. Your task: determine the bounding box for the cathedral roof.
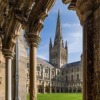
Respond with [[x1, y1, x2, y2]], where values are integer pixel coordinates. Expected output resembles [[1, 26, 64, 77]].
[[61, 61, 81, 69], [37, 57, 55, 68]]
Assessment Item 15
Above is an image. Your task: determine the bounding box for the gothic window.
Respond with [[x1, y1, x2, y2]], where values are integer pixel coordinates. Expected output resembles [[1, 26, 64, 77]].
[[66, 70, 68, 73], [27, 73, 29, 79], [62, 72, 63, 76], [27, 63, 30, 68], [72, 69, 73, 72], [37, 66, 40, 71], [52, 71, 54, 75], [0, 77, 2, 84], [77, 74, 79, 80], [57, 70, 59, 75], [71, 75, 73, 81], [66, 76, 67, 81], [77, 68, 79, 71], [45, 69, 48, 73]]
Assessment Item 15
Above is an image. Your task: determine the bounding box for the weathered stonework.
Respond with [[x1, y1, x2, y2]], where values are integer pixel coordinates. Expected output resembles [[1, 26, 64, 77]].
[[0, 0, 100, 100]]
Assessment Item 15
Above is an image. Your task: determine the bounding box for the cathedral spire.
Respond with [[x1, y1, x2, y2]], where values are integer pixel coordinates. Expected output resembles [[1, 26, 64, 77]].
[[54, 10, 63, 45], [65, 41, 68, 49], [50, 11, 68, 68], [49, 38, 52, 48]]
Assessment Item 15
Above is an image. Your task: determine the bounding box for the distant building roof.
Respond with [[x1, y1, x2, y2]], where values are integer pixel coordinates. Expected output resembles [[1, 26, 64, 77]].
[[37, 57, 55, 68], [37, 57, 81, 70], [61, 61, 81, 69]]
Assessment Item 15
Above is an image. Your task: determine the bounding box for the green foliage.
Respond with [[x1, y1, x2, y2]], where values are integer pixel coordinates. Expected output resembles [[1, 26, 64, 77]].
[[27, 93, 82, 100]]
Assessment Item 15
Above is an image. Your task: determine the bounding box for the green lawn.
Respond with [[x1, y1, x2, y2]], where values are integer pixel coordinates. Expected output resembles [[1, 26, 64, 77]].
[[27, 93, 82, 100]]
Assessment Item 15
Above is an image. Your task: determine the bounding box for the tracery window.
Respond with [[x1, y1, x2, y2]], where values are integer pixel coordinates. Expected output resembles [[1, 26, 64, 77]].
[[66, 70, 68, 73], [71, 75, 73, 81], [37, 66, 40, 71], [45, 69, 48, 73], [62, 71, 64, 76], [52, 70, 54, 75], [77, 68, 79, 71], [66, 76, 67, 81], [72, 69, 73, 72], [77, 74, 79, 80]]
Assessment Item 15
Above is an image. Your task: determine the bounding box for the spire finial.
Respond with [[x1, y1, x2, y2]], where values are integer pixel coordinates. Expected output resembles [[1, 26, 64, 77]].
[[65, 41, 68, 49], [49, 38, 52, 47], [54, 10, 63, 44]]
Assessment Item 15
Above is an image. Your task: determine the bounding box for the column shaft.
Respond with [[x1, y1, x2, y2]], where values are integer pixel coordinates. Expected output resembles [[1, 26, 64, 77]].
[[6, 58, 12, 100], [30, 45, 37, 100]]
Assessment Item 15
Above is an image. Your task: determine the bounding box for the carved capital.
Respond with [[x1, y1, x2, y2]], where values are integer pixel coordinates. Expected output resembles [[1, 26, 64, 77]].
[[76, 0, 93, 24], [62, 0, 71, 4], [25, 33, 41, 48], [2, 49, 14, 59], [62, 0, 93, 25]]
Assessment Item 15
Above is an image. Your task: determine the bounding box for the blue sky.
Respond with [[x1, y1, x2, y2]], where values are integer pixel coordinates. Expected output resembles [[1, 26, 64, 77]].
[[37, 0, 83, 63]]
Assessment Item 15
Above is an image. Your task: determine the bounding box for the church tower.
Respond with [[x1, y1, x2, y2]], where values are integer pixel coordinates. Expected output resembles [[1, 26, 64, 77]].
[[49, 11, 68, 68]]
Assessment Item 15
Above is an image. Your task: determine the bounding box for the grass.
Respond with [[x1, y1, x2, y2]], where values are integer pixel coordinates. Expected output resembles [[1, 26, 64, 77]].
[[27, 93, 82, 100]]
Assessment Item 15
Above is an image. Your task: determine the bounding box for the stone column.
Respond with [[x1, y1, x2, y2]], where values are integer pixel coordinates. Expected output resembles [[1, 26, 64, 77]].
[[49, 85, 52, 93], [25, 33, 40, 100], [49, 68, 52, 93], [2, 49, 14, 100], [80, 1, 100, 100], [42, 67, 44, 80], [43, 85, 45, 93], [15, 38, 19, 100]]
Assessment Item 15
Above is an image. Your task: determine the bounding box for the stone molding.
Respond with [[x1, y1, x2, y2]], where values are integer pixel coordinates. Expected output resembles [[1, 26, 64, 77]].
[[62, 0, 94, 25], [25, 33, 41, 48], [2, 49, 14, 59]]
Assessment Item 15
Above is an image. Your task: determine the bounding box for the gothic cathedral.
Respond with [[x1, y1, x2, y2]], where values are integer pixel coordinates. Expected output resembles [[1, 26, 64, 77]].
[[49, 11, 68, 68]]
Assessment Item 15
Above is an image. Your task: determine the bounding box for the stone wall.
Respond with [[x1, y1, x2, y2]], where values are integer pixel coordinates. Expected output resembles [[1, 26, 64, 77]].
[[0, 63, 5, 100]]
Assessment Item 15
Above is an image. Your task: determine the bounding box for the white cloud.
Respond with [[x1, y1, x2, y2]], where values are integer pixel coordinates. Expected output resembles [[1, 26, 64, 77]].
[[37, 54, 48, 61], [62, 22, 82, 55], [63, 23, 80, 28]]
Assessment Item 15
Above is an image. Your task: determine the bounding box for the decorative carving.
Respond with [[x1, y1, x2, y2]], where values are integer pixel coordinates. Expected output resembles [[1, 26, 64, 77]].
[[25, 33, 40, 48], [2, 49, 14, 59], [62, 0, 71, 4]]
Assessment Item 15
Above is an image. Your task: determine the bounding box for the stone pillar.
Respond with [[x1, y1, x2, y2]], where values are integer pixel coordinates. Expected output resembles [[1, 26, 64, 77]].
[[49, 68, 51, 81], [2, 49, 14, 100], [43, 85, 45, 93], [42, 67, 44, 80], [25, 34, 40, 100], [81, 1, 100, 100], [49, 68, 52, 93], [49, 84, 52, 93]]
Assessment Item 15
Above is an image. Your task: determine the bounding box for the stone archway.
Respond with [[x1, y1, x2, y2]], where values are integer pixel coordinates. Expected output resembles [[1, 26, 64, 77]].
[[0, 0, 100, 100]]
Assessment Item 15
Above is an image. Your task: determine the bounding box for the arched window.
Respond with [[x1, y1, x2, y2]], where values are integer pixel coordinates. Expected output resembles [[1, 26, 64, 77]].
[[72, 69, 73, 72], [71, 75, 73, 81], [37, 66, 40, 71], [66, 70, 68, 73], [45, 68, 48, 73], [66, 76, 67, 81], [77, 74, 79, 80], [77, 68, 79, 71]]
